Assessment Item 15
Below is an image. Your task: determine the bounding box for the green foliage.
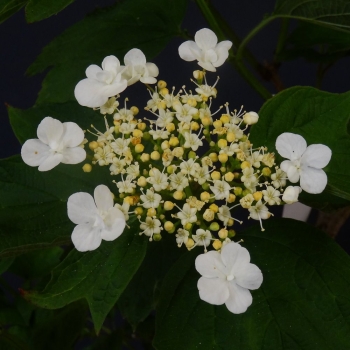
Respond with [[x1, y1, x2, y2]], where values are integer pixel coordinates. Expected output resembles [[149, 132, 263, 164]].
[[24, 219, 147, 333], [249, 86, 350, 209], [0, 0, 26, 24], [274, 0, 350, 30], [27, 0, 188, 105], [154, 219, 350, 350]]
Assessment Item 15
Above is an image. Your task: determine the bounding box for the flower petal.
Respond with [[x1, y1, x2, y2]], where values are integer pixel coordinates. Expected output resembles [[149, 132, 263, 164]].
[[198, 61, 216, 72], [213, 41, 232, 67], [94, 185, 113, 211], [286, 164, 300, 183], [195, 250, 225, 278], [197, 277, 229, 305], [21, 139, 50, 167], [145, 62, 159, 78], [301, 144, 332, 169], [275, 133, 307, 160], [61, 147, 86, 165], [100, 77, 128, 98], [221, 242, 250, 270], [71, 223, 102, 252], [140, 76, 157, 84], [85, 64, 102, 79], [37, 117, 64, 149], [101, 208, 126, 241], [124, 48, 146, 66], [178, 41, 201, 62], [38, 153, 63, 171], [195, 28, 217, 50], [225, 282, 252, 314], [67, 192, 97, 225], [61, 122, 85, 147], [300, 167, 327, 194], [74, 78, 109, 108], [101, 55, 120, 74], [234, 263, 263, 290]]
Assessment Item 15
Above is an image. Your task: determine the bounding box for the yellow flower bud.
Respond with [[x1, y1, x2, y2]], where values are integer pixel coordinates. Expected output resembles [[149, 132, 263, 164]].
[[227, 219, 234, 227], [209, 222, 220, 231], [201, 116, 212, 126], [161, 141, 170, 150], [147, 208, 157, 217], [224, 172, 234, 182], [159, 87, 169, 96], [187, 98, 198, 107], [134, 207, 143, 215], [184, 223, 192, 230], [164, 201, 174, 211], [209, 203, 219, 213], [217, 139, 227, 149], [262, 167, 271, 177], [227, 193, 236, 203], [220, 167, 226, 173], [188, 151, 196, 159], [218, 153, 228, 164], [212, 239, 222, 250], [89, 141, 98, 150], [193, 70, 204, 80], [191, 121, 200, 131], [157, 80, 167, 89], [220, 114, 230, 124], [203, 209, 215, 222], [218, 228, 228, 239], [169, 136, 179, 147], [173, 190, 184, 200], [157, 101, 167, 110], [140, 153, 150, 163], [164, 221, 174, 232], [253, 191, 263, 201], [200, 191, 211, 202], [138, 122, 146, 130], [137, 176, 147, 187], [243, 111, 259, 125], [130, 106, 139, 115], [226, 132, 236, 142], [172, 147, 184, 158], [82, 163, 92, 172], [228, 229, 236, 238], [209, 152, 218, 162], [151, 151, 160, 160], [133, 129, 143, 138], [153, 233, 162, 241], [135, 144, 144, 153], [211, 171, 221, 180], [241, 161, 251, 169], [185, 238, 195, 249], [213, 120, 222, 129], [166, 123, 175, 132]]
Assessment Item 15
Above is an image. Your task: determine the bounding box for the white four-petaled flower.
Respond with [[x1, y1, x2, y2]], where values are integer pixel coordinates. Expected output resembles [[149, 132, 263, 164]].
[[67, 185, 126, 252], [178, 28, 232, 72], [74, 56, 127, 108], [21, 117, 86, 171], [275, 133, 332, 194], [195, 242, 263, 314]]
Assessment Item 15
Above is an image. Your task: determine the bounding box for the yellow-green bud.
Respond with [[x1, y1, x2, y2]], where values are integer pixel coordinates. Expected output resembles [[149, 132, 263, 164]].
[[147, 208, 157, 217], [166, 123, 175, 132], [151, 151, 160, 160], [227, 193, 236, 203], [213, 120, 222, 129], [234, 187, 243, 196], [211, 171, 221, 180], [253, 191, 263, 201], [187, 98, 198, 107], [164, 221, 174, 232], [143, 131, 151, 140], [218, 153, 228, 164], [167, 165, 175, 174], [220, 114, 230, 124], [133, 129, 143, 138], [200, 191, 211, 202], [153, 233, 162, 241], [185, 238, 195, 249], [209, 203, 219, 213], [228, 229, 236, 238], [157, 80, 167, 89], [169, 136, 179, 147], [217, 139, 227, 149], [224, 172, 234, 182], [137, 176, 147, 187], [191, 121, 200, 131], [138, 122, 146, 130], [161, 141, 170, 150], [209, 222, 220, 231], [184, 223, 192, 230], [262, 167, 271, 177], [201, 116, 212, 126], [135, 144, 144, 153], [226, 132, 236, 142], [212, 239, 222, 250], [193, 70, 204, 80], [209, 153, 218, 162], [134, 207, 143, 215], [82, 163, 92, 172], [202, 182, 210, 191], [130, 106, 139, 115], [242, 189, 251, 197], [140, 153, 150, 162], [164, 201, 174, 211], [188, 151, 196, 159], [227, 218, 234, 226], [173, 190, 184, 200], [159, 87, 169, 96], [241, 161, 251, 169], [89, 141, 98, 150], [218, 228, 228, 239]]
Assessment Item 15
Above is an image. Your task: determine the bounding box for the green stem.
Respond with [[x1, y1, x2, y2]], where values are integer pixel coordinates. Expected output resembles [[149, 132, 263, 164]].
[[195, 0, 272, 100], [275, 18, 290, 59]]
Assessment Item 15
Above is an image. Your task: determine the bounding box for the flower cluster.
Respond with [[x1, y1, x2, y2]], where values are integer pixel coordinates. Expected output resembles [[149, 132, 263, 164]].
[[20, 28, 332, 315]]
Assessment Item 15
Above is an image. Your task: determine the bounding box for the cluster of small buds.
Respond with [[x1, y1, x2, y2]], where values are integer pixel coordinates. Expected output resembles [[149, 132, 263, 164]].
[[82, 70, 292, 252]]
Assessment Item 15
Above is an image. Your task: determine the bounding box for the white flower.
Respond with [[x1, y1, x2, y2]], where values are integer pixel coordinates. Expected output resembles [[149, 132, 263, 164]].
[[271, 169, 286, 189], [67, 185, 126, 252], [262, 186, 281, 205], [169, 172, 189, 191], [178, 28, 232, 72], [243, 111, 259, 125], [140, 189, 162, 209], [276, 133, 332, 194], [210, 180, 231, 200], [192, 229, 212, 252], [21, 117, 86, 172], [74, 56, 127, 108], [248, 200, 271, 231], [195, 242, 263, 314], [177, 203, 197, 226], [183, 132, 203, 151], [121, 48, 159, 85], [139, 216, 162, 241], [176, 228, 189, 247], [100, 97, 119, 115], [282, 186, 301, 204], [147, 168, 169, 192]]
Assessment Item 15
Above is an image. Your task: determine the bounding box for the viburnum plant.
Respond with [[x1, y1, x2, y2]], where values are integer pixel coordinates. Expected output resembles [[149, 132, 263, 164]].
[[21, 28, 332, 314]]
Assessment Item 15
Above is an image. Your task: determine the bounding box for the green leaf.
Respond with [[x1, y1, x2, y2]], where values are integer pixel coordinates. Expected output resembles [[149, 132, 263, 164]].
[[154, 219, 350, 350], [0, 0, 27, 24], [25, 0, 75, 23], [274, 0, 350, 30], [249, 86, 350, 208], [118, 234, 186, 328], [27, 0, 188, 104], [24, 220, 147, 333], [277, 22, 350, 63], [0, 257, 14, 274]]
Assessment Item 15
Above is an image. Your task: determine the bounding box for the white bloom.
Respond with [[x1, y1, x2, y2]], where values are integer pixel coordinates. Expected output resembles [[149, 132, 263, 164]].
[[282, 186, 301, 204], [116, 175, 136, 194], [271, 169, 286, 189], [178, 28, 232, 72], [100, 97, 119, 115], [119, 122, 136, 135], [121, 48, 159, 85], [180, 158, 201, 177], [147, 168, 169, 192], [276, 133, 332, 194], [110, 138, 130, 155], [115, 202, 130, 221], [195, 242, 263, 313], [243, 111, 259, 125], [140, 189, 162, 209], [169, 172, 189, 191], [192, 229, 212, 252], [74, 56, 127, 108], [210, 180, 231, 200], [21, 117, 86, 172], [139, 216, 162, 241], [217, 205, 232, 227], [192, 166, 210, 185], [176, 228, 189, 247], [248, 200, 271, 231], [67, 185, 125, 252], [155, 109, 174, 128], [262, 186, 281, 205], [113, 108, 134, 122], [183, 132, 203, 151], [177, 203, 197, 226], [174, 103, 198, 123]]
